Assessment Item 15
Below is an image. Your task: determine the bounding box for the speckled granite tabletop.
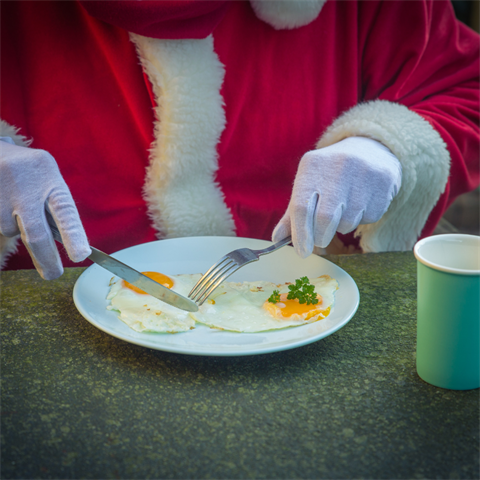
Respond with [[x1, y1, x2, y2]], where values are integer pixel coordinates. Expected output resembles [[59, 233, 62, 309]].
[[1, 252, 478, 480]]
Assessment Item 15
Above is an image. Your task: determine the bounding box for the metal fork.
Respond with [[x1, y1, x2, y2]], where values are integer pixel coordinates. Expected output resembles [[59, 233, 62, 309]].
[[188, 236, 292, 306]]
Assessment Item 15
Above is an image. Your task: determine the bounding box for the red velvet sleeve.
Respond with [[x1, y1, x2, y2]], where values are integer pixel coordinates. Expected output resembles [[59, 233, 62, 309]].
[[359, 0, 479, 236]]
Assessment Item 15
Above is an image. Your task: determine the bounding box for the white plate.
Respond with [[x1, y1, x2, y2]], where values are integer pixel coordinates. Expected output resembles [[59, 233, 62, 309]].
[[73, 237, 360, 356]]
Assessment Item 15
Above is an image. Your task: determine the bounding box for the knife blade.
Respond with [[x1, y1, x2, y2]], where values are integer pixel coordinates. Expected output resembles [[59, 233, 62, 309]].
[[46, 212, 198, 312]]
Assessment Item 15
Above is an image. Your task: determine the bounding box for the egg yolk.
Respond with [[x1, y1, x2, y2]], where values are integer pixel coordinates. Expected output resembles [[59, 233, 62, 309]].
[[123, 271, 174, 294], [263, 293, 329, 320]]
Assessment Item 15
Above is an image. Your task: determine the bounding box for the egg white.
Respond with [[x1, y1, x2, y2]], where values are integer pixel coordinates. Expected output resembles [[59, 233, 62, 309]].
[[106, 273, 201, 333], [191, 275, 338, 333], [106, 274, 338, 334]]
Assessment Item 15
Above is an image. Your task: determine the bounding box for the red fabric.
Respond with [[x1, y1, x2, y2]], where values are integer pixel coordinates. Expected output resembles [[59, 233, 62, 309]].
[[356, 0, 480, 239], [79, 0, 231, 39], [1, 0, 479, 271], [2, 1, 158, 268], [213, 0, 479, 243]]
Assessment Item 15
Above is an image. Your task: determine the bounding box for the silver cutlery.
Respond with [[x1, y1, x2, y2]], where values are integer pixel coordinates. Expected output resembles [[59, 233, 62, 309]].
[[188, 236, 292, 306]]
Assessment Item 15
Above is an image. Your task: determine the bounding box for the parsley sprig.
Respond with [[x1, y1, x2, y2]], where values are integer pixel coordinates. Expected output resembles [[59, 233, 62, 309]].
[[267, 277, 318, 305], [287, 276, 318, 305], [268, 290, 281, 304]]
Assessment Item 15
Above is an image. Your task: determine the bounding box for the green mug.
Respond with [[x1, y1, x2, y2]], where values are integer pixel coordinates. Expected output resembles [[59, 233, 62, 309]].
[[414, 234, 480, 390]]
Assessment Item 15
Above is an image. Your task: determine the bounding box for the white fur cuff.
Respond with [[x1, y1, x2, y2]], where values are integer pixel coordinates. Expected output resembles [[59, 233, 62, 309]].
[[0, 119, 32, 148], [0, 119, 29, 270], [0, 235, 20, 270], [317, 100, 450, 252]]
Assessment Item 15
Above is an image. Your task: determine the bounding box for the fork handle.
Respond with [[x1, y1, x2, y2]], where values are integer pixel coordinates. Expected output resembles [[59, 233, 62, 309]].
[[256, 235, 292, 256]]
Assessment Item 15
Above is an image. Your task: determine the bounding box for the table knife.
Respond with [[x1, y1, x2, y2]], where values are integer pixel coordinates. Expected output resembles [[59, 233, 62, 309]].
[[46, 213, 198, 312]]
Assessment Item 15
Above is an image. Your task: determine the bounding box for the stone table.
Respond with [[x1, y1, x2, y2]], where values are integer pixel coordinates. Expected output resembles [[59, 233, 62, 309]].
[[1, 252, 478, 479]]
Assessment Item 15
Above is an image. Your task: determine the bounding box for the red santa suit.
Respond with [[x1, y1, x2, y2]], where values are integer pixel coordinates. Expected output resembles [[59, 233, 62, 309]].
[[1, 0, 479, 271]]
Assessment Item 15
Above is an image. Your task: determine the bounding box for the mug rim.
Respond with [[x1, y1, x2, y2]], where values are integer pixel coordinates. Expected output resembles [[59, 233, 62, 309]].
[[414, 234, 480, 276]]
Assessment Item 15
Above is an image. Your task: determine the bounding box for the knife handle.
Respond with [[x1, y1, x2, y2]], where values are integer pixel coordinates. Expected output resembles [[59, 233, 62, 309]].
[[46, 210, 98, 261], [46, 210, 64, 245], [46, 208, 198, 312]]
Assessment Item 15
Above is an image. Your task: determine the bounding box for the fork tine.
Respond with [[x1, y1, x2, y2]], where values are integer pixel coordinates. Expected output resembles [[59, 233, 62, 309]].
[[189, 258, 237, 302], [196, 263, 242, 305], [189, 236, 293, 305], [190, 261, 237, 303], [189, 255, 231, 298]]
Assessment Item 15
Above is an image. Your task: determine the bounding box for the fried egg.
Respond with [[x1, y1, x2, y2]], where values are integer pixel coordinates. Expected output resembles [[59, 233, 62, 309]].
[[106, 272, 200, 333], [192, 275, 338, 333], [106, 272, 338, 334]]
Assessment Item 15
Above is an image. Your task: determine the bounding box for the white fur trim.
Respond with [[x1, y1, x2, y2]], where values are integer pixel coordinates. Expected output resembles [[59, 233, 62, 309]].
[[0, 119, 32, 147], [250, 0, 326, 29], [0, 120, 30, 269], [0, 235, 20, 270], [317, 100, 450, 252], [130, 34, 236, 239]]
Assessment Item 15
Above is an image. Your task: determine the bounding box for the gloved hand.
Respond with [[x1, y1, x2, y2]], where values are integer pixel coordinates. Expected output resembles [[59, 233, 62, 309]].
[[273, 136, 402, 258], [0, 139, 91, 279]]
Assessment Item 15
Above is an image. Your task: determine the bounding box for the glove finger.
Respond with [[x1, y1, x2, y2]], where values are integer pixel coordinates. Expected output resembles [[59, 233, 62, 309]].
[[290, 192, 318, 259], [361, 196, 391, 224], [16, 214, 63, 280], [0, 213, 21, 237], [337, 209, 365, 235], [47, 193, 91, 263], [313, 201, 344, 249], [272, 213, 291, 243]]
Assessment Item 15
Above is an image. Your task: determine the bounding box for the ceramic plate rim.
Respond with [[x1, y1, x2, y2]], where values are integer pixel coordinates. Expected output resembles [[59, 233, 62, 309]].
[[73, 236, 360, 356]]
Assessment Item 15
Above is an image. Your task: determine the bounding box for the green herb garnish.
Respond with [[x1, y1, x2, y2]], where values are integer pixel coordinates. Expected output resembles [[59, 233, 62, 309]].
[[287, 276, 318, 305], [268, 290, 281, 304]]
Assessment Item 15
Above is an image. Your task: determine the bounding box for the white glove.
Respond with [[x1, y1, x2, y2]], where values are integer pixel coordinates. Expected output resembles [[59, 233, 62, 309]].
[[273, 136, 402, 258], [0, 140, 91, 279]]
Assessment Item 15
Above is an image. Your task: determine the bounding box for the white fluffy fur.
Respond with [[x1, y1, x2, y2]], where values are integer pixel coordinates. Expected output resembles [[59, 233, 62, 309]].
[[0, 234, 19, 270], [0, 119, 32, 269], [0, 119, 32, 148], [250, 0, 326, 29], [130, 34, 236, 239], [317, 100, 450, 252]]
